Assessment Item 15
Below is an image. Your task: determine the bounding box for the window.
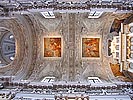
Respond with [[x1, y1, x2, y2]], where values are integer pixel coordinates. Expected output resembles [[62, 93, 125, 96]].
[[10, 57, 14, 61], [129, 26, 133, 33], [40, 11, 55, 18], [115, 45, 119, 50], [41, 77, 55, 83], [129, 63, 133, 69], [9, 35, 14, 39], [116, 38, 119, 43], [88, 77, 102, 83], [130, 37, 133, 42], [130, 53, 133, 58], [116, 52, 119, 58], [130, 46, 133, 50], [108, 40, 112, 56], [88, 11, 103, 18]]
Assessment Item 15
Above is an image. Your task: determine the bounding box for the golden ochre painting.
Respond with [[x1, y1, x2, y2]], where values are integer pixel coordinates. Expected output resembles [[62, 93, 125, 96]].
[[44, 37, 61, 57], [82, 38, 100, 57]]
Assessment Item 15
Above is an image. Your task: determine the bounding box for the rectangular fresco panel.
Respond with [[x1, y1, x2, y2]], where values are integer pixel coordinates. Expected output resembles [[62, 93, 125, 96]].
[[44, 37, 61, 57], [82, 38, 100, 57]]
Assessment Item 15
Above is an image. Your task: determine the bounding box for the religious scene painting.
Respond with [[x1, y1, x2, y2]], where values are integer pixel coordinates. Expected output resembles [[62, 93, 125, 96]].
[[44, 37, 61, 57], [82, 38, 100, 57]]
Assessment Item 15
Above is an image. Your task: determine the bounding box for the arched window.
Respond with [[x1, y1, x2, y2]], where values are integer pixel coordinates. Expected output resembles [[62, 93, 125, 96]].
[[130, 53, 133, 58], [129, 26, 133, 33], [129, 63, 133, 69], [9, 35, 14, 39], [130, 37, 133, 42]]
